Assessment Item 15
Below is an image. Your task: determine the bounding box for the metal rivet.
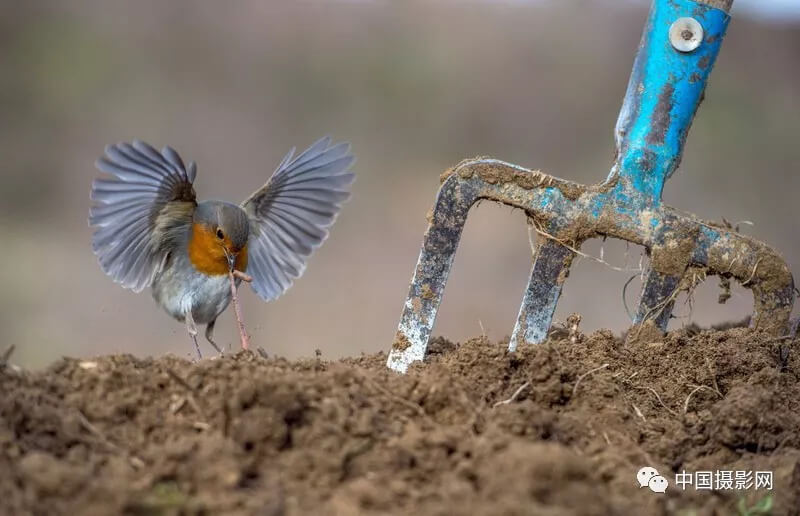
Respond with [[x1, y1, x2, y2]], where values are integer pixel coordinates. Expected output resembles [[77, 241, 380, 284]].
[[669, 17, 703, 52]]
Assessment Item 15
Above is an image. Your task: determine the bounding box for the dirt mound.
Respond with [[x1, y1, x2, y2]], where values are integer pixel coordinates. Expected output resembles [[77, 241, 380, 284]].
[[2, 326, 799, 515]]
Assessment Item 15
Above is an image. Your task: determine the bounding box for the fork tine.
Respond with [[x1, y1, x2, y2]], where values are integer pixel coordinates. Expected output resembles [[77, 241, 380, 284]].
[[387, 178, 479, 373], [509, 239, 576, 351], [634, 268, 682, 331]]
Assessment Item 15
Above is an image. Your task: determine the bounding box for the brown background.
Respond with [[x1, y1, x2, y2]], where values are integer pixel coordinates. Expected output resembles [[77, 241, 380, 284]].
[[1, 1, 798, 368]]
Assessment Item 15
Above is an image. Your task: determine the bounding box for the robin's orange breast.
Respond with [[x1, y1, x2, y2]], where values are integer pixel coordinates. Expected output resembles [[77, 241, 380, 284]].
[[188, 222, 248, 276]]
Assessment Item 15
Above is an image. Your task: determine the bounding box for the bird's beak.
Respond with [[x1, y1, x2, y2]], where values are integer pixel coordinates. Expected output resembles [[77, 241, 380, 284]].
[[224, 248, 236, 272]]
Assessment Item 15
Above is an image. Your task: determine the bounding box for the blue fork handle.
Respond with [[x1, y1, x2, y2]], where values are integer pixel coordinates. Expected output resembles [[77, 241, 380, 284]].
[[612, 0, 731, 204]]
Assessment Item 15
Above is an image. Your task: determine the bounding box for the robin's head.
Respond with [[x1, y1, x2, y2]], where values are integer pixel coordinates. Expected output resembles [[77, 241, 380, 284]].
[[188, 201, 249, 275]]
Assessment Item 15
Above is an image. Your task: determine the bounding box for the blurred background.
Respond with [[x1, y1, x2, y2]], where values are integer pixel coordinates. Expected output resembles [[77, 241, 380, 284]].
[[1, 0, 798, 368]]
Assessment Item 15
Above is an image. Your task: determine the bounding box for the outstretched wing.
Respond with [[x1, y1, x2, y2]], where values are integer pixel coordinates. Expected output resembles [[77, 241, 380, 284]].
[[89, 140, 198, 292], [241, 136, 355, 301]]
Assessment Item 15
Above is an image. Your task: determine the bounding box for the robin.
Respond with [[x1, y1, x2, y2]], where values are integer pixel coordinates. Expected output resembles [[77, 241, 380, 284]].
[[89, 136, 354, 358]]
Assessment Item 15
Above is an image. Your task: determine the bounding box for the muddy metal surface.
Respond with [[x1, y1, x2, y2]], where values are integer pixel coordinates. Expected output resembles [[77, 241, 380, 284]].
[[2, 326, 799, 515]]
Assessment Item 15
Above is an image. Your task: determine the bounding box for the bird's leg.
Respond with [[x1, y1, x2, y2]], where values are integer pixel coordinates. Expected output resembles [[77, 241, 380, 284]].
[[204, 319, 224, 355], [185, 310, 202, 359], [228, 270, 250, 350]]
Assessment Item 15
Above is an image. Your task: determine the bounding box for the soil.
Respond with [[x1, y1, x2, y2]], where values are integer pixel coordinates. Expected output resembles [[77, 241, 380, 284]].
[[2, 325, 799, 516]]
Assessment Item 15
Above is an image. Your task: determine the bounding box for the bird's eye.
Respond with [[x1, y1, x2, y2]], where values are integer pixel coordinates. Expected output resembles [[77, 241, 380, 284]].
[[216, 228, 224, 239]]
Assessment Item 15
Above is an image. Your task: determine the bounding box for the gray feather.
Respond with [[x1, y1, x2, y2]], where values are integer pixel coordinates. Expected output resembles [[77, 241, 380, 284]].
[[109, 145, 175, 182], [90, 141, 197, 292], [161, 146, 187, 178], [242, 136, 355, 302], [274, 147, 296, 174], [96, 156, 163, 185]]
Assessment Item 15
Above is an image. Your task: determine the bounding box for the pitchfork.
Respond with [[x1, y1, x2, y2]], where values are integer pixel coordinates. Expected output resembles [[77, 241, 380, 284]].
[[387, 0, 795, 373]]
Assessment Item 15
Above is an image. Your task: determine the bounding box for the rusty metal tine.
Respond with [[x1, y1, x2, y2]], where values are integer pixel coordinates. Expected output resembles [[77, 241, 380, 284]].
[[508, 238, 575, 351], [387, 177, 479, 373]]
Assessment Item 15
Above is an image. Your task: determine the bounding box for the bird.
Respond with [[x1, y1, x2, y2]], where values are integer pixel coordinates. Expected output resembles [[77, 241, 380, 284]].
[[89, 136, 355, 358]]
